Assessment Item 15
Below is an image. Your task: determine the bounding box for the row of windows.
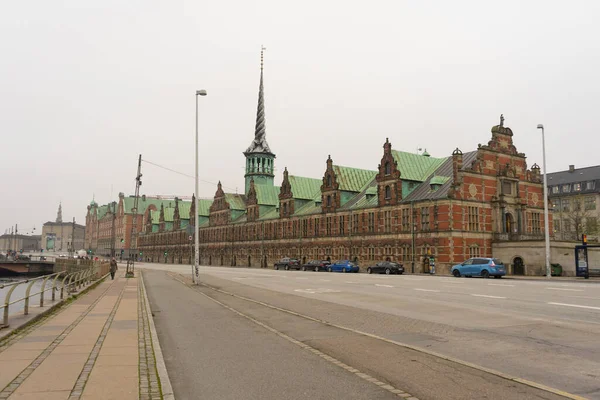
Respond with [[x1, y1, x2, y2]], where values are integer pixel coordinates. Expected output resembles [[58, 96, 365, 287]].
[[551, 181, 596, 194], [554, 217, 598, 233], [554, 196, 597, 212]]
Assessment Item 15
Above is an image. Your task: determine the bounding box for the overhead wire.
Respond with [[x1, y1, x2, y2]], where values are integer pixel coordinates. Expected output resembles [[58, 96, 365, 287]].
[[141, 158, 238, 192]]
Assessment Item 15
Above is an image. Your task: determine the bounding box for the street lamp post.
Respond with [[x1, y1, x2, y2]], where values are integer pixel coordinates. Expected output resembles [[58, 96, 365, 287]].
[[194, 89, 207, 284], [537, 124, 551, 278]]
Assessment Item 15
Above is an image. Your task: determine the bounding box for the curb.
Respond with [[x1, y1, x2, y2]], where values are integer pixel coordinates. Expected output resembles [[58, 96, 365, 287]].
[[140, 271, 175, 400]]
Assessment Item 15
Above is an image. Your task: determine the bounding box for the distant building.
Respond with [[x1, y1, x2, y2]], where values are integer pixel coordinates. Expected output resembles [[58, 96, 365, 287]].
[[42, 204, 85, 252], [0, 234, 41, 252], [547, 164, 599, 242]]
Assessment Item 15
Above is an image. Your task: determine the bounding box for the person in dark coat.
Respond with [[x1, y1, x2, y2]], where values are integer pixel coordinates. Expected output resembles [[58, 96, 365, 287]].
[[110, 258, 118, 280]]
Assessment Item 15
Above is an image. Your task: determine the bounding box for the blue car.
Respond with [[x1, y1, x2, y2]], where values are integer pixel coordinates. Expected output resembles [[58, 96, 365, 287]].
[[327, 260, 360, 273], [451, 258, 506, 278]]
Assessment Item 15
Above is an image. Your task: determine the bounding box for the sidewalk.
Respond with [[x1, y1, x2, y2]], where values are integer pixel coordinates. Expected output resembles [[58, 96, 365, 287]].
[[0, 271, 171, 400]]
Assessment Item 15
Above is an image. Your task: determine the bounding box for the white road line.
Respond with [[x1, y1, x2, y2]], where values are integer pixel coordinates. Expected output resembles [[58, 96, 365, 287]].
[[414, 288, 440, 292], [375, 284, 394, 288], [546, 287, 584, 292], [488, 283, 515, 287], [471, 294, 506, 299], [295, 277, 308, 280], [344, 281, 356, 284], [548, 302, 600, 311], [319, 279, 331, 282]]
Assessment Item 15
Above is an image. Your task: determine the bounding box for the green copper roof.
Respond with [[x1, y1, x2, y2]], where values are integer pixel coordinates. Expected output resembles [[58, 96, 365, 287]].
[[293, 200, 322, 216], [178, 203, 191, 219], [333, 165, 377, 192], [163, 207, 175, 222], [196, 199, 213, 217], [289, 176, 322, 200], [391, 151, 447, 182], [96, 205, 109, 219], [224, 193, 246, 211], [365, 186, 377, 196], [255, 185, 280, 206], [430, 176, 450, 185], [150, 210, 160, 223], [258, 207, 280, 221]]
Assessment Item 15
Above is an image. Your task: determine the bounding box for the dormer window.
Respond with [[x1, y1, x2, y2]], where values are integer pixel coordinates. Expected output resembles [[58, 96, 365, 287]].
[[562, 184, 571, 193], [573, 183, 581, 191], [384, 161, 391, 175]]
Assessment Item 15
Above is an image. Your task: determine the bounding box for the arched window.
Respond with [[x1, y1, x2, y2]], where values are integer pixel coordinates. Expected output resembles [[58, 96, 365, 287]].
[[327, 195, 332, 207], [385, 161, 391, 175], [385, 185, 391, 199], [327, 174, 332, 187], [283, 203, 288, 215]]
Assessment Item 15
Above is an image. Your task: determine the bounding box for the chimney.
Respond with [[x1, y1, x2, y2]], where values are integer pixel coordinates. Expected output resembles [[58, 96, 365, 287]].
[[569, 165, 575, 172], [142, 194, 146, 201], [452, 148, 463, 184]]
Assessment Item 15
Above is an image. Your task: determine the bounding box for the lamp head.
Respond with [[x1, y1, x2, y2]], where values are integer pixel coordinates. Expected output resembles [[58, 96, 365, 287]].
[[196, 90, 207, 96], [537, 124, 544, 130]]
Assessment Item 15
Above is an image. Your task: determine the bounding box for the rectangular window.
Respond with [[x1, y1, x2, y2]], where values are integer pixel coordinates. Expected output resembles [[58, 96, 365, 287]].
[[573, 200, 581, 211], [401, 209, 410, 231], [302, 220, 308, 237], [585, 196, 596, 211], [562, 184, 571, 193], [586, 181, 596, 190], [368, 212, 375, 233], [420, 207, 430, 231], [502, 181, 512, 195], [468, 207, 479, 231], [352, 214, 359, 234], [314, 218, 319, 236], [339, 215, 345, 235], [368, 247, 375, 260], [384, 211, 392, 233], [562, 199, 570, 212], [564, 219, 571, 232], [573, 182, 582, 191], [586, 217, 598, 234], [469, 246, 480, 258], [326, 217, 333, 236], [552, 186, 559, 194], [531, 212, 541, 234]]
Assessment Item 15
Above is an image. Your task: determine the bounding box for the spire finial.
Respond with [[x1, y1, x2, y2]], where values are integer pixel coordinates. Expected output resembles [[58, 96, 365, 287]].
[[261, 45, 266, 72], [500, 114, 505, 127]]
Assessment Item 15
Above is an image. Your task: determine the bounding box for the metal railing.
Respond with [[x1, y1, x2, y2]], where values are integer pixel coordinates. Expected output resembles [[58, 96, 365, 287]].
[[0, 265, 100, 329]]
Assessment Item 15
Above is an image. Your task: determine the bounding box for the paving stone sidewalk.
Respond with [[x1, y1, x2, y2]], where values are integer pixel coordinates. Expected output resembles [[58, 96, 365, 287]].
[[0, 272, 165, 400]]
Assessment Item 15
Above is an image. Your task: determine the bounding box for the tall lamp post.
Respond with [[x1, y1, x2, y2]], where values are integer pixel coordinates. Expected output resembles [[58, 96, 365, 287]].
[[537, 124, 551, 278], [194, 89, 207, 284]]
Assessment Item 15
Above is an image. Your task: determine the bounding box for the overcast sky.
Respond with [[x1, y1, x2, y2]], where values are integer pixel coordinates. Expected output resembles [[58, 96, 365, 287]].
[[1, 0, 599, 235]]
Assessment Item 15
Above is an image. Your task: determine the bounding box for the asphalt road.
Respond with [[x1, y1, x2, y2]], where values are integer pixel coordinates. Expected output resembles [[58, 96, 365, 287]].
[[142, 264, 600, 399]]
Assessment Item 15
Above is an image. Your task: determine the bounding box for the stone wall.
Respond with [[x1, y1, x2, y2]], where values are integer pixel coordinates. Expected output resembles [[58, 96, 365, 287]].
[[492, 240, 600, 276]]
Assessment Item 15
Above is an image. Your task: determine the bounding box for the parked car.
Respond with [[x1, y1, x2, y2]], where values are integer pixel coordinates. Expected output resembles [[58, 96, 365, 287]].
[[451, 258, 506, 278], [367, 261, 404, 275], [274, 257, 301, 270], [327, 260, 360, 273], [301, 260, 331, 272]]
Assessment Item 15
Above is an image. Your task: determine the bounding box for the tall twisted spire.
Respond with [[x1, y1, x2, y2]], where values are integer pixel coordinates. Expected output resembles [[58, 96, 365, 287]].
[[245, 46, 272, 155]]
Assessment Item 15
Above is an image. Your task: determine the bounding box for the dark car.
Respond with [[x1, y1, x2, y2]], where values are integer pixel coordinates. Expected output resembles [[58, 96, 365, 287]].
[[274, 257, 301, 270], [301, 260, 331, 272], [367, 261, 404, 275]]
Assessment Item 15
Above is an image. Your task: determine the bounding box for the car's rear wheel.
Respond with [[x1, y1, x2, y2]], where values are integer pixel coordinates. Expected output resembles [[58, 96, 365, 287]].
[[494, 275, 502, 279], [301, 266, 306, 271], [327, 267, 332, 272], [453, 269, 461, 277], [385, 268, 391, 275], [367, 267, 372, 274], [275, 266, 279, 270], [342, 268, 347, 273], [481, 270, 490, 279], [285, 265, 289, 271], [314, 266, 319, 272]]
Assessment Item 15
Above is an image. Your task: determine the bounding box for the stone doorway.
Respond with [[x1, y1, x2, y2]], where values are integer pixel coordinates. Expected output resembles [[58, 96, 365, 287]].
[[513, 256, 525, 275], [247, 255, 251, 267]]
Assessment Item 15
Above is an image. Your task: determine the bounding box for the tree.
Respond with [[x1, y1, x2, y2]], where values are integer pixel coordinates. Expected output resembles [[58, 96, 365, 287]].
[[555, 194, 598, 241]]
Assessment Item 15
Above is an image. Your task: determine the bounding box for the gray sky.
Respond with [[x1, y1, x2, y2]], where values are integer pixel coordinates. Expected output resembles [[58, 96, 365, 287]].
[[1, 0, 599, 235]]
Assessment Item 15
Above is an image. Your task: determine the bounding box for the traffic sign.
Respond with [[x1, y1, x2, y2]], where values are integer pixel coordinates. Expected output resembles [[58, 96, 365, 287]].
[[188, 235, 193, 241]]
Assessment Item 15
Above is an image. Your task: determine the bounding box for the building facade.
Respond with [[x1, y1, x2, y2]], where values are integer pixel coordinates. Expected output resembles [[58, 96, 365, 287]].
[[0, 234, 42, 252], [42, 204, 85, 252], [547, 165, 599, 242], [136, 55, 550, 274]]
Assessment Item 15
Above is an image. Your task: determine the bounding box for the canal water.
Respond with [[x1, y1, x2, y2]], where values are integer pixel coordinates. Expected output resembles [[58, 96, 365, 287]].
[[0, 278, 48, 315]]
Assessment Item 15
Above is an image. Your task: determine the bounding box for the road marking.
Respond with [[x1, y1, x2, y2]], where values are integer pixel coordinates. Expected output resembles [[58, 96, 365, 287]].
[[319, 279, 331, 282], [546, 287, 584, 292], [414, 288, 440, 292], [345, 281, 356, 284], [170, 273, 588, 400], [548, 302, 600, 311], [295, 277, 308, 280], [375, 284, 394, 288], [488, 283, 515, 287], [471, 294, 506, 299]]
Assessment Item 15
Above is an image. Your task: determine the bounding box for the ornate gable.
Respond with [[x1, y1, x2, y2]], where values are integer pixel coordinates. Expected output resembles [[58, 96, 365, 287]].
[[173, 198, 181, 230], [209, 182, 231, 226], [375, 138, 402, 206], [159, 204, 165, 232], [279, 168, 294, 218], [321, 155, 340, 213]]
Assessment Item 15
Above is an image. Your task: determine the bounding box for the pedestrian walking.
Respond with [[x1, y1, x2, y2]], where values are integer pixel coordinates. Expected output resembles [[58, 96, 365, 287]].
[[110, 258, 118, 280]]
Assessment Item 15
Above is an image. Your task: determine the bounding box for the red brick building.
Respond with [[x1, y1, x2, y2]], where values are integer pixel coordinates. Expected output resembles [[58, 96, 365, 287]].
[[135, 54, 550, 273]]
